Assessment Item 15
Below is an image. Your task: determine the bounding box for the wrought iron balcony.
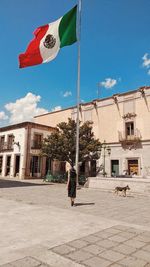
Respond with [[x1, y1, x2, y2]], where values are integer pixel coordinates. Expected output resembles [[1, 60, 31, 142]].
[[0, 142, 13, 152], [118, 129, 141, 144], [31, 140, 42, 149]]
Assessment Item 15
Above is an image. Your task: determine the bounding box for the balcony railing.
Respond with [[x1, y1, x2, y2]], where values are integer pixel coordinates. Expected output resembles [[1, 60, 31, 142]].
[[0, 142, 13, 152], [31, 140, 42, 149], [118, 128, 141, 144]]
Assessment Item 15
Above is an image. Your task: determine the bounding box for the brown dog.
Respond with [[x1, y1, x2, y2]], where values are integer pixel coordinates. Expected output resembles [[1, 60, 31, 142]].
[[114, 185, 130, 197]]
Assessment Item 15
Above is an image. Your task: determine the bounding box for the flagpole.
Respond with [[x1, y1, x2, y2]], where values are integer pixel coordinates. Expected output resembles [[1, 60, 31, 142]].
[[75, 0, 82, 185]]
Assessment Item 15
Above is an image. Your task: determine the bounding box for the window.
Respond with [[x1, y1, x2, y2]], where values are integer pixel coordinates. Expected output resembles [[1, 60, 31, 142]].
[[7, 135, 14, 149], [0, 156, 3, 174], [125, 122, 134, 137], [0, 136, 5, 148], [32, 134, 42, 149]]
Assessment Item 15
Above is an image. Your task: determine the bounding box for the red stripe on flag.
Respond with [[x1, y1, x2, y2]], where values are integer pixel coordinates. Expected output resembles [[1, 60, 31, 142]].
[[19, 24, 49, 68]]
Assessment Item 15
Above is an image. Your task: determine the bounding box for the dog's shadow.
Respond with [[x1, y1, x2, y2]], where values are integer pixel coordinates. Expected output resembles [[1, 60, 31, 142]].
[[114, 193, 134, 198], [74, 202, 95, 207]]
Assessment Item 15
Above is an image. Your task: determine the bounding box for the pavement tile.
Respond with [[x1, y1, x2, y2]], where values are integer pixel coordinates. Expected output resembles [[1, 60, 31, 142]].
[[118, 256, 147, 267], [112, 243, 137, 255], [51, 244, 76, 255], [81, 234, 101, 243], [124, 238, 146, 249], [96, 239, 118, 249], [83, 244, 105, 255], [132, 249, 150, 262], [118, 231, 136, 239], [83, 256, 111, 267], [35, 250, 84, 267], [126, 228, 145, 235], [93, 231, 115, 239], [67, 250, 93, 262], [68, 239, 89, 249], [99, 249, 125, 262], [1, 257, 42, 267], [108, 234, 129, 243], [113, 225, 132, 231], [103, 228, 122, 235]]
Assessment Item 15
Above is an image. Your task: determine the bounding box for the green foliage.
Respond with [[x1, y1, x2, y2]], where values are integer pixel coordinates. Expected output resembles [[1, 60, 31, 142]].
[[41, 118, 101, 167]]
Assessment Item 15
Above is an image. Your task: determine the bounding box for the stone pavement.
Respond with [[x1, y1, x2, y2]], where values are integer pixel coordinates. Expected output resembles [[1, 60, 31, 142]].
[[0, 179, 150, 267]]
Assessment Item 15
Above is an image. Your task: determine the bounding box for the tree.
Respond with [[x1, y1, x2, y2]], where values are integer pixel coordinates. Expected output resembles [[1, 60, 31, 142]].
[[41, 118, 101, 168]]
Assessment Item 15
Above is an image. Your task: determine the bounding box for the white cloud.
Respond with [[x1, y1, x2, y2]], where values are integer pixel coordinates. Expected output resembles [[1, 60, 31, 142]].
[[100, 78, 117, 89], [142, 53, 150, 68], [63, 91, 72, 97], [148, 69, 150, 75], [5, 92, 48, 124], [0, 111, 8, 121], [51, 106, 62, 112]]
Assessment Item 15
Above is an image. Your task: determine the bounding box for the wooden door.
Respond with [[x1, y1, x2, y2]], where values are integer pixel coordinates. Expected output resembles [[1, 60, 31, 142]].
[[128, 160, 138, 175]]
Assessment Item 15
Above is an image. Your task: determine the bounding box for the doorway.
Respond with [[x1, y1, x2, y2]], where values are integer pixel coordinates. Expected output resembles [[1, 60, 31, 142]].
[[0, 156, 3, 175], [5, 155, 11, 176], [14, 155, 20, 177], [91, 160, 96, 176], [111, 160, 119, 176], [30, 156, 41, 177], [128, 159, 138, 175]]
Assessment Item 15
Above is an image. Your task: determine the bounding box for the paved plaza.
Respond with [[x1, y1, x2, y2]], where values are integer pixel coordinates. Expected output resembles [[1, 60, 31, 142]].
[[0, 179, 150, 266]]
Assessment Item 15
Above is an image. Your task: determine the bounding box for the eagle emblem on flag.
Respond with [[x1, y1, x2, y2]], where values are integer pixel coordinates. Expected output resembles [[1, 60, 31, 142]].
[[43, 34, 56, 49], [19, 5, 77, 68]]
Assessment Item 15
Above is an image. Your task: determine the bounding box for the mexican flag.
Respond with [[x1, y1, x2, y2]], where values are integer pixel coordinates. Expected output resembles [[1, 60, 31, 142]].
[[19, 5, 77, 68]]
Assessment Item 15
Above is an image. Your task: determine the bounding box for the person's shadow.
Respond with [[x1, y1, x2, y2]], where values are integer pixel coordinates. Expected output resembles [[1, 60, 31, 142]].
[[74, 202, 95, 207]]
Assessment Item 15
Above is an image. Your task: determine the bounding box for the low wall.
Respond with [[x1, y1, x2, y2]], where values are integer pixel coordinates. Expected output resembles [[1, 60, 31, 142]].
[[88, 177, 150, 194]]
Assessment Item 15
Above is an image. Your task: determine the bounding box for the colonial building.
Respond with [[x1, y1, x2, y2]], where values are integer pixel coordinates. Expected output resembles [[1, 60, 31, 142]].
[[34, 86, 150, 178], [0, 122, 56, 179]]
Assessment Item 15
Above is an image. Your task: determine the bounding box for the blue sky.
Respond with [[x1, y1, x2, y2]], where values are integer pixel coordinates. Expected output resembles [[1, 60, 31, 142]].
[[0, 0, 150, 126]]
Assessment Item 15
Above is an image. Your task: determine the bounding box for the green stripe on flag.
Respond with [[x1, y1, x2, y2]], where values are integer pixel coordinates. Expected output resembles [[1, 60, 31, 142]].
[[59, 5, 77, 48]]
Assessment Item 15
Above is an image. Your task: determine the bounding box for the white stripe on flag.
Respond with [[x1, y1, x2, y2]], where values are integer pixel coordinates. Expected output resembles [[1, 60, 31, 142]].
[[40, 18, 62, 63]]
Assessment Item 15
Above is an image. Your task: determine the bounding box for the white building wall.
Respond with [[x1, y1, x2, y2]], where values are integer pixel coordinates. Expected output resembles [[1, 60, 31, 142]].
[[99, 141, 150, 178], [0, 128, 26, 179]]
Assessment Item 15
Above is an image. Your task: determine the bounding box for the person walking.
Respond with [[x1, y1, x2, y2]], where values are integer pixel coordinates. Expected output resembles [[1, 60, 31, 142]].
[[67, 167, 77, 207]]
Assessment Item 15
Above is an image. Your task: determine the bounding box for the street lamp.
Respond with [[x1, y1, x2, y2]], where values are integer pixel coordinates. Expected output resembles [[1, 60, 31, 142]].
[[100, 140, 111, 177]]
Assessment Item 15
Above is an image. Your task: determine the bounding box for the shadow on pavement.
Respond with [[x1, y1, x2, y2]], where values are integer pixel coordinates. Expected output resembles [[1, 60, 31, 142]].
[[0, 179, 54, 188], [74, 202, 95, 206]]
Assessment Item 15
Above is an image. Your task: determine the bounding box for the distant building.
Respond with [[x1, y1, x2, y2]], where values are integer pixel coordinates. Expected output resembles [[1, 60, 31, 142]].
[[0, 122, 56, 179], [34, 86, 150, 178]]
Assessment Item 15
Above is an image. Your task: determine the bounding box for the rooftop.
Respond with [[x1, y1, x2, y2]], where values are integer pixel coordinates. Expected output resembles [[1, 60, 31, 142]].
[[34, 86, 150, 118]]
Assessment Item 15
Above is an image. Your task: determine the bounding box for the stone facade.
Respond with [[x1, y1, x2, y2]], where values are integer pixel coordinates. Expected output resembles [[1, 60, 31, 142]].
[[34, 86, 150, 178]]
